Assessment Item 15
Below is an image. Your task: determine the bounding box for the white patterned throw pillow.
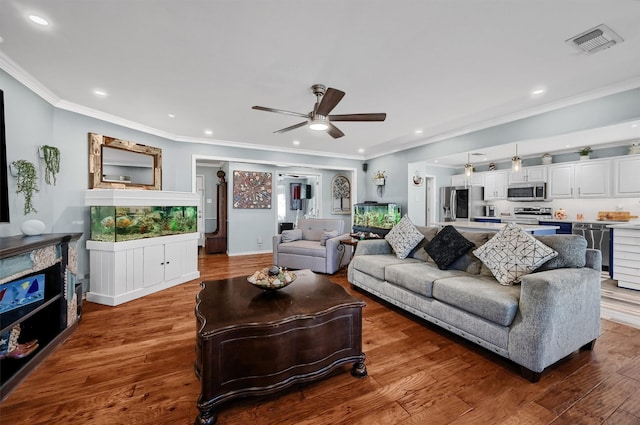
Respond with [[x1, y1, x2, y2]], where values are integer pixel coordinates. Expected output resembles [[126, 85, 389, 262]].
[[473, 222, 558, 286], [385, 215, 425, 259]]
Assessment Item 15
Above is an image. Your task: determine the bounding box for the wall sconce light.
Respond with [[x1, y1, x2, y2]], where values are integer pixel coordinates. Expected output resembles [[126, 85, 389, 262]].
[[512, 144, 522, 173], [464, 153, 474, 178]]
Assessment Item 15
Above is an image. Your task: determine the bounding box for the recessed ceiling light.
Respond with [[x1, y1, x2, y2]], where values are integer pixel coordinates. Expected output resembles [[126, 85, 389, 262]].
[[28, 15, 49, 26], [168, 114, 175, 118], [632, 123, 638, 128], [531, 88, 546, 97], [358, 148, 365, 154], [204, 130, 213, 136], [292, 140, 300, 146], [0, 36, 4, 43], [93, 89, 108, 97], [434, 159, 439, 163], [415, 129, 423, 134]]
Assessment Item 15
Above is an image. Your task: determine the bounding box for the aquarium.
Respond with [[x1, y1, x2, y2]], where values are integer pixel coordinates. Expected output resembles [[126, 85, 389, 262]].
[[90, 205, 197, 242], [353, 202, 401, 234]]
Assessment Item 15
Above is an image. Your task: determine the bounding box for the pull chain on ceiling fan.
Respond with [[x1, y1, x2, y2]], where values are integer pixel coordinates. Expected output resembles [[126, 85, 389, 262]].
[[252, 84, 386, 139]]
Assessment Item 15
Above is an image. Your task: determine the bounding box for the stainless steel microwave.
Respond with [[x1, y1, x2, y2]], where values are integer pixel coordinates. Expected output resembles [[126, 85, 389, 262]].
[[507, 182, 548, 201]]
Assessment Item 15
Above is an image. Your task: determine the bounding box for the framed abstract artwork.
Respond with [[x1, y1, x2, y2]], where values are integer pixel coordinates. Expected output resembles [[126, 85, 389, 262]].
[[232, 170, 272, 209]]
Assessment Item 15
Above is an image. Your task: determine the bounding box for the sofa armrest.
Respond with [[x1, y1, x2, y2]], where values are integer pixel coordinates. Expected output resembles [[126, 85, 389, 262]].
[[272, 234, 283, 265], [508, 267, 601, 373], [353, 239, 392, 256], [585, 248, 602, 271], [325, 233, 352, 273]]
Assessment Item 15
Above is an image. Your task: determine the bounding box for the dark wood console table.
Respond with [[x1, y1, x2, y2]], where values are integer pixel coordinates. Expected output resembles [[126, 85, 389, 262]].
[[194, 270, 366, 425]]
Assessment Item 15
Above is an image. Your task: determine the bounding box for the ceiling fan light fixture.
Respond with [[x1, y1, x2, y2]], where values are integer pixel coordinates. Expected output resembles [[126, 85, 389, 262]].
[[309, 115, 329, 131]]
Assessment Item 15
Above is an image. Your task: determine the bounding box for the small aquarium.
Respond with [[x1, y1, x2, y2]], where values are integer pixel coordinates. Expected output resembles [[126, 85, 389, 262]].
[[353, 202, 401, 234], [90, 205, 198, 242]]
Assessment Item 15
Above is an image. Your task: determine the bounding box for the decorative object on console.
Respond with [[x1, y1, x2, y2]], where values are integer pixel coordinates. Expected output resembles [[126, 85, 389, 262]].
[[511, 144, 522, 173], [247, 266, 296, 291], [488, 162, 496, 171], [473, 222, 558, 286], [39, 145, 60, 185], [20, 219, 46, 236], [541, 153, 552, 165], [331, 174, 351, 214], [384, 215, 425, 259], [629, 142, 640, 155], [10, 159, 38, 215], [578, 146, 593, 160], [554, 208, 567, 219], [232, 170, 272, 209]]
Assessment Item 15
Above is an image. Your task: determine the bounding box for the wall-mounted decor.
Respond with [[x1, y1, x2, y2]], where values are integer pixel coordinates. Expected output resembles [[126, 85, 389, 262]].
[[88, 133, 162, 190], [233, 170, 272, 209], [331, 174, 351, 215], [412, 171, 423, 186]]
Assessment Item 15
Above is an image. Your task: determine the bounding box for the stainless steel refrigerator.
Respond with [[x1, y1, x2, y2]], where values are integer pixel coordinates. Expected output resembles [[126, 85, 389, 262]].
[[440, 186, 484, 221]]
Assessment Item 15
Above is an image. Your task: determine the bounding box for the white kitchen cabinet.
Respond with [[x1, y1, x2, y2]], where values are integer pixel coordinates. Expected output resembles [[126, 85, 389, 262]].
[[451, 173, 483, 187], [508, 165, 547, 184], [548, 160, 610, 199], [611, 227, 640, 290], [613, 156, 640, 197], [87, 233, 199, 306], [483, 171, 507, 200], [575, 160, 610, 198]]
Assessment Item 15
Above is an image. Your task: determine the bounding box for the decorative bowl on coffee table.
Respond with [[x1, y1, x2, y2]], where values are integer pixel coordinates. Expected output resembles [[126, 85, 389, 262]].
[[247, 266, 296, 291]]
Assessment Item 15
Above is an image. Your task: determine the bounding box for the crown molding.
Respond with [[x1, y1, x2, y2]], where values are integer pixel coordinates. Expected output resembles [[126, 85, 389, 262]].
[[0, 50, 59, 105]]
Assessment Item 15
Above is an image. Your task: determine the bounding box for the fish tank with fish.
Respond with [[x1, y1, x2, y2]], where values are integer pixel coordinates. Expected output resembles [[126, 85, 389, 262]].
[[90, 205, 198, 242], [352, 202, 401, 235]]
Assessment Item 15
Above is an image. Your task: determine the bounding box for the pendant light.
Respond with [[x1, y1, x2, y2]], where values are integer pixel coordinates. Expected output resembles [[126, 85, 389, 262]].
[[464, 153, 474, 178], [512, 144, 522, 173]]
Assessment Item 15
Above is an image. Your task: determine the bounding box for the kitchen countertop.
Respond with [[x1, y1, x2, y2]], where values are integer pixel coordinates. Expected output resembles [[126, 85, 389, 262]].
[[606, 223, 640, 229], [434, 221, 560, 232], [473, 216, 638, 225]]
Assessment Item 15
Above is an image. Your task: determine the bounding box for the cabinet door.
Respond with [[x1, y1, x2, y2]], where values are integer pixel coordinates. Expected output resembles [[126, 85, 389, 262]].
[[575, 160, 610, 198], [143, 244, 165, 287], [483, 171, 507, 200], [526, 165, 547, 182], [164, 241, 185, 282], [548, 164, 574, 199], [451, 174, 466, 186], [613, 156, 640, 197]]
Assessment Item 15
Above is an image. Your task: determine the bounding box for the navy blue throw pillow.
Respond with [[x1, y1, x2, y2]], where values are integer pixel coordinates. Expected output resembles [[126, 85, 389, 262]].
[[425, 226, 475, 270]]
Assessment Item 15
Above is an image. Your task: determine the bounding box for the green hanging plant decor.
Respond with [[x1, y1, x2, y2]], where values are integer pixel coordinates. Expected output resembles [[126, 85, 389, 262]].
[[40, 145, 60, 185], [11, 159, 39, 215]]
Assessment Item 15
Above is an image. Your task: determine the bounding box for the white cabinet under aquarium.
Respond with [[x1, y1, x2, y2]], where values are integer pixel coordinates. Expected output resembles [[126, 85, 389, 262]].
[[85, 190, 200, 306]]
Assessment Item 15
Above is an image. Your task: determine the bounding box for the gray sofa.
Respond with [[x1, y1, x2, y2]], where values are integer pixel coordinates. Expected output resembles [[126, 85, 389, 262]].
[[273, 219, 351, 274], [347, 226, 602, 381]]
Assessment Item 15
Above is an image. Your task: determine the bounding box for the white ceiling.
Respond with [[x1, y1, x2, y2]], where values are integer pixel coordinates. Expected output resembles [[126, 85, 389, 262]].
[[1, 0, 640, 166]]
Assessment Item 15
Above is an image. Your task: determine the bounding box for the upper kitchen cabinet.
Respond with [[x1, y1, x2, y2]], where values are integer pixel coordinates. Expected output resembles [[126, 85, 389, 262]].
[[613, 156, 640, 197], [548, 160, 610, 199], [508, 165, 547, 184], [484, 170, 508, 201], [451, 173, 484, 187]]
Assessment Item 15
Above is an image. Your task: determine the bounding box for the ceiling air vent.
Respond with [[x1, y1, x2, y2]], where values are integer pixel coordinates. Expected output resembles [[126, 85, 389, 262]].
[[566, 24, 623, 54]]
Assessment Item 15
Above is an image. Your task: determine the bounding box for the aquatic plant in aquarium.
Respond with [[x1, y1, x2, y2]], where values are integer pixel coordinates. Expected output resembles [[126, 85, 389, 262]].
[[353, 203, 401, 230], [90, 205, 197, 242]]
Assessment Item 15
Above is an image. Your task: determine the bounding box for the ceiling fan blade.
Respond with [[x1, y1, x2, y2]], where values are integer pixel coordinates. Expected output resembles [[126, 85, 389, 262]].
[[316, 88, 345, 116], [252, 106, 308, 118], [274, 121, 308, 134], [327, 123, 345, 139], [328, 113, 387, 122]]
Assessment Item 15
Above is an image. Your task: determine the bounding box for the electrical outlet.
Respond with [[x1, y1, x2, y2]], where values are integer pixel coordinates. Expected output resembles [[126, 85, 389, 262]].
[[257, 236, 263, 245]]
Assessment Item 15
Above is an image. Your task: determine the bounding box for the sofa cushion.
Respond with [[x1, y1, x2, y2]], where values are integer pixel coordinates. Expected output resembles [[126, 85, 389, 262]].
[[297, 219, 344, 241], [277, 240, 327, 257], [351, 254, 420, 281], [425, 225, 475, 270], [473, 223, 558, 286], [409, 226, 439, 261], [448, 231, 491, 274], [432, 275, 521, 326], [281, 229, 302, 243], [385, 215, 425, 259], [385, 262, 466, 297], [320, 230, 339, 246], [534, 235, 587, 271]]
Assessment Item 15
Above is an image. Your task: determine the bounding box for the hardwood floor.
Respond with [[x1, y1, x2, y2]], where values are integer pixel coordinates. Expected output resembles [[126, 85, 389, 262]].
[[2, 252, 640, 425]]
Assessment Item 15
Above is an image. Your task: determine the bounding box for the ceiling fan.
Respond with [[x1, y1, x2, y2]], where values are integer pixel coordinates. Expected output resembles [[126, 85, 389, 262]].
[[252, 84, 386, 139]]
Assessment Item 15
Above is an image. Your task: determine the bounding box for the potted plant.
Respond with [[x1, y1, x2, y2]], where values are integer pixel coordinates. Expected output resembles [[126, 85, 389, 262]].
[[372, 171, 386, 186], [10, 159, 39, 214], [40, 145, 60, 185], [578, 147, 593, 160]]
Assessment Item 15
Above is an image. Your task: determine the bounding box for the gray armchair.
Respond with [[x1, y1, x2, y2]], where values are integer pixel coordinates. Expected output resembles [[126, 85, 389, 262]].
[[273, 219, 351, 274]]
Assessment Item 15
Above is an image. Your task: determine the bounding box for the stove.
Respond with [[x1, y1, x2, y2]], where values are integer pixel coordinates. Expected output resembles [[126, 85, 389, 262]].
[[503, 206, 553, 225]]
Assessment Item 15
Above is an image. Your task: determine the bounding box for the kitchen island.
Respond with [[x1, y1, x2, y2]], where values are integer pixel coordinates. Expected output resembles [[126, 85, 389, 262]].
[[607, 223, 640, 291], [433, 221, 559, 235]]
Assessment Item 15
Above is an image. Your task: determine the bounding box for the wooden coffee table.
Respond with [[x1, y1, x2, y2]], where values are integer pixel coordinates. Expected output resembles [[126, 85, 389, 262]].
[[194, 270, 366, 425]]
